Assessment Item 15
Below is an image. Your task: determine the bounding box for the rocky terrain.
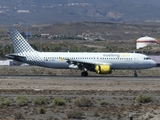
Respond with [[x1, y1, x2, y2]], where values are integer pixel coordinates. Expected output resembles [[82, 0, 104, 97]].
[[1, 0, 160, 24], [0, 76, 160, 120], [0, 67, 159, 119]]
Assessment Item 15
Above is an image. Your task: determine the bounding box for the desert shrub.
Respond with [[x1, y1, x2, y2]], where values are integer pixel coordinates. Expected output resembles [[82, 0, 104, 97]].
[[52, 98, 65, 106], [14, 112, 23, 119], [38, 107, 46, 114], [34, 96, 46, 105], [15, 96, 29, 107], [135, 94, 154, 103], [100, 100, 107, 106], [74, 96, 92, 107], [67, 109, 85, 119], [0, 98, 6, 105], [0, 98, 12, 106]]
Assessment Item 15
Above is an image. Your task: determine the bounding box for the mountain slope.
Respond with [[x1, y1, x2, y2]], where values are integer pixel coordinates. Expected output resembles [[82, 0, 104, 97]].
[[0, 0, 160, 24]]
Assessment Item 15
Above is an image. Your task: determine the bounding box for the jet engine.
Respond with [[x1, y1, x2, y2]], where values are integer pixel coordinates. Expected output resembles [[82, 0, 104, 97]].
[[95, 65, 112, 74]]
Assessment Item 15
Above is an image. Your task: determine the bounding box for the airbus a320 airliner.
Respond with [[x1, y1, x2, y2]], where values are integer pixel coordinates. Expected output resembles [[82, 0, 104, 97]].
[[6, 29, 156, 77]]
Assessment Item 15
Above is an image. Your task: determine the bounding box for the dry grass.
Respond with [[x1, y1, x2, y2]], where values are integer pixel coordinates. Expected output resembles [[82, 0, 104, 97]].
[[0, 88, 159, 119], [0, 63, 159, 119], [74, 96, 93, 107]]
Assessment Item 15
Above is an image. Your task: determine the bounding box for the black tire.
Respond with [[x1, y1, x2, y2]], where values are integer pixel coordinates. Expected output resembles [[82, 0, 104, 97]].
[[134, 73, 138, 77], [81, 71, 88, 76]]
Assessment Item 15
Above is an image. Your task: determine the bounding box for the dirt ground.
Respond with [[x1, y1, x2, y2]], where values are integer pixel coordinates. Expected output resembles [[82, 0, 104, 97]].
[[0, 75, 160, 120]]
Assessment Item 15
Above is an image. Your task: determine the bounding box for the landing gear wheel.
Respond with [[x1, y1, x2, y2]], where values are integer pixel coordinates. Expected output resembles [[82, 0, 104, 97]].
[[81, 71, 88, 77], [134, 73, 138, 77], [134, 70, 138, 77]]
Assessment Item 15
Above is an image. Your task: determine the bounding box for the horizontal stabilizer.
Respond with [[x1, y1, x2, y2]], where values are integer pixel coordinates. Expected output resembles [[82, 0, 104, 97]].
[[6, 53, 26, 60]]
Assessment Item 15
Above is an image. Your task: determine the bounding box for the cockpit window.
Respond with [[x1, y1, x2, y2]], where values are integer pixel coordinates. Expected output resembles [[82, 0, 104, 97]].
[[144, 57, 151, 60]]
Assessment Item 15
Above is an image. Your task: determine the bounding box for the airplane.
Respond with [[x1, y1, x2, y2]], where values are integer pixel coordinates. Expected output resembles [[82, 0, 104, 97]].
[[6, 28, 157, 77]]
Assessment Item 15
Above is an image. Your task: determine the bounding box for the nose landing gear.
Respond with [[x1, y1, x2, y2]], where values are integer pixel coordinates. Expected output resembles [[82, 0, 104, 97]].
[[134, 70, 138, 77]]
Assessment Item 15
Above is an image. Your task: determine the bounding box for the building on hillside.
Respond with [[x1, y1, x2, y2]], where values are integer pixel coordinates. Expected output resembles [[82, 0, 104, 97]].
[[136, 36, 159, 49], [17, 10, 30, 13]]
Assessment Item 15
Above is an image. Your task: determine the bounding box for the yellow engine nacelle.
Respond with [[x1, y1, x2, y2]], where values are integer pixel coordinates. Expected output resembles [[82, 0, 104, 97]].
[[95, 65, 111, 74]]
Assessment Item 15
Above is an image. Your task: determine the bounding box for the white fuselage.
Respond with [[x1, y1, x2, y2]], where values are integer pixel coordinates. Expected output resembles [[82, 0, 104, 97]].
[[18, 52, 156, 70]]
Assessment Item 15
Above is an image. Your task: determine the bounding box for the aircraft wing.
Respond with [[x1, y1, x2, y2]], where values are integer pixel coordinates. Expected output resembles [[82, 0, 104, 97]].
[[65, 58, 111, 70]]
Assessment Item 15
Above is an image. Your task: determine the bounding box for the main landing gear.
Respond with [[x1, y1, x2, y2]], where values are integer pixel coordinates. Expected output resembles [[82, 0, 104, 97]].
[[134, 69, 138, 77], [81, 71, 88, 76]]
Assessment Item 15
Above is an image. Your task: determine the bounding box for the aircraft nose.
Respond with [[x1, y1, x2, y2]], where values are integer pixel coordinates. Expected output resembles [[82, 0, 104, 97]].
[[151, 60, 157, 67]]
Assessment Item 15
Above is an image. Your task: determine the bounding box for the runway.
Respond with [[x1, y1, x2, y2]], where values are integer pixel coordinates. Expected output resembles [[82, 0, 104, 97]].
[[0, 75, 159, 81], [0, 75, 159, 91]]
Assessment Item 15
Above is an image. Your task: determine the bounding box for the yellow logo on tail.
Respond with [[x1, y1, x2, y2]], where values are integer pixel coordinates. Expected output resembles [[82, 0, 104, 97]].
[[17, 36, 21, 40]]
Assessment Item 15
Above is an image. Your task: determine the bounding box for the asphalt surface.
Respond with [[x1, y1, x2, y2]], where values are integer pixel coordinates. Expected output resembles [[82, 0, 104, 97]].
[[0, 75, 159, 81]]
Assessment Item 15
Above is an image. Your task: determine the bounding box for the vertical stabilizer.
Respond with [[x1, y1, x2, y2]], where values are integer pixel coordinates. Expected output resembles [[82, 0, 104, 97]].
[[10, 28, 35, 53]]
